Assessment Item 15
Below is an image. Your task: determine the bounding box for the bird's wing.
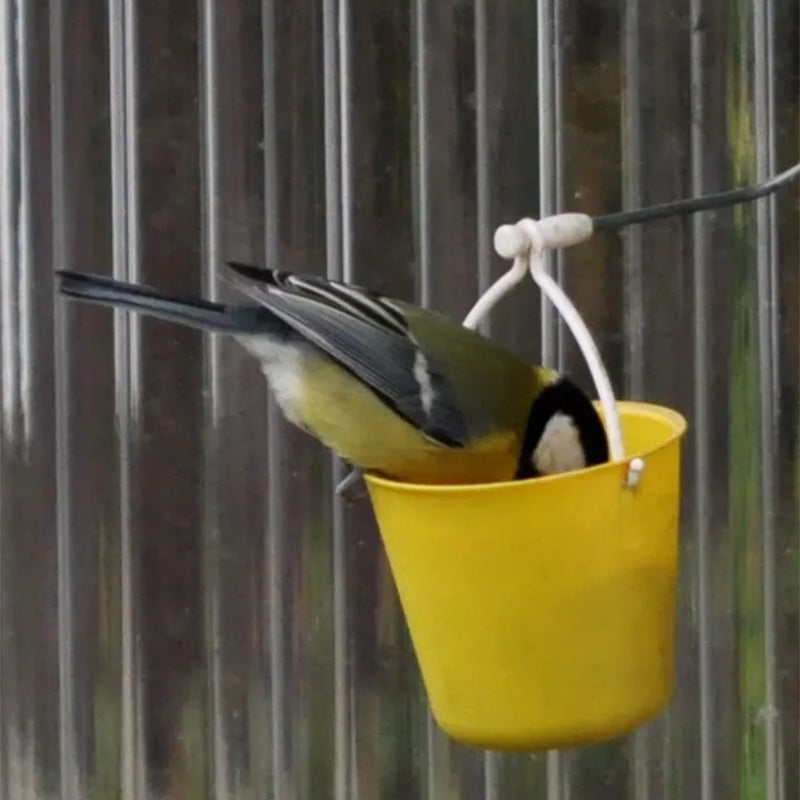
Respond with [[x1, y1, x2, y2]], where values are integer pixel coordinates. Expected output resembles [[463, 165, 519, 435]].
[[226, 263, 469, 446]]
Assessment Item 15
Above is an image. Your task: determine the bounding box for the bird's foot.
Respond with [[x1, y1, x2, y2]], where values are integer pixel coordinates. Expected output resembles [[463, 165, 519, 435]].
[[336, 466, 367, 503]]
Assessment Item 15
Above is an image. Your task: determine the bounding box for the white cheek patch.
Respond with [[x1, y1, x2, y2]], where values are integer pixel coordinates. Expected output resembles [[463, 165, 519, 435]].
[[532, 412, 587, 475]]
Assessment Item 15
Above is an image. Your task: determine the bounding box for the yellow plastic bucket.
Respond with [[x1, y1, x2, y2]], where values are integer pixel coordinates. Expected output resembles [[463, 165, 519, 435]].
[[365, 401, 687, 751]]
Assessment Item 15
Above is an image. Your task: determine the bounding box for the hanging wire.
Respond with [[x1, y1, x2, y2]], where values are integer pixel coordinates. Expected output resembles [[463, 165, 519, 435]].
[[591, 160, 800, 230]]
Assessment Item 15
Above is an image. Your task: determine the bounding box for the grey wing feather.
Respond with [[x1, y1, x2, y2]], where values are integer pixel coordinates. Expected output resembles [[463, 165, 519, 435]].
[[227, 261, 408, 334], [230, 271, 468, 446]]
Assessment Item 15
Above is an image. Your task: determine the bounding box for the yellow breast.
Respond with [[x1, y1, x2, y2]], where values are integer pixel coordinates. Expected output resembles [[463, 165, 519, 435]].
[[297, 354, 520, 484]]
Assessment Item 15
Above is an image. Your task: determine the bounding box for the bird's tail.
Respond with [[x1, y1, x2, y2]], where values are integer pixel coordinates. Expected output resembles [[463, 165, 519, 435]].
[[57, 271, 271, 333]]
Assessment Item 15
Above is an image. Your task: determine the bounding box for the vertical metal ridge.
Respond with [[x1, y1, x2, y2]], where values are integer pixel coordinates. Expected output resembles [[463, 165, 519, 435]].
[[413, 3, 455, 793], [626, 58, 650, 791], [116, 0, 141, 403], [14, 0, 32, 446], [0, 6, 5, 771], [537, 0, 558, 371], [49, 0, 79, 795], [262, 0, 278, 270], [199, 0, 227, 796], [537, 3, 565, 794], [266, 409, 287, 800], [261, 0, 290, 795], [483, 751, 498, 798], [425, 713, 435, 799], [108, 0, 142, 796], [632, 731, 650, 800], [0, 0, 19, 440], [752, 2, 778, 798], [338, 0, 353, 286], [622, 0, 643, 400], [336, 0, 355, 783], [547, 751, 563, 800], [0, 24, 23, 793], [322, 0, 354, 796], [763, 1, 779, 417], [689, 2, 713, 798], [0, 0, 35, 444], [322, 0, 342, 279], [552, 0, 566, 370], [413, 0, 431, 308], [474, 0, 490, 336]]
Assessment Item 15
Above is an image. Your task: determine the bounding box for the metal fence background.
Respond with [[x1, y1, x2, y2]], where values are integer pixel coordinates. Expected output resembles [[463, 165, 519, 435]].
[[1, 0, 798, 797]]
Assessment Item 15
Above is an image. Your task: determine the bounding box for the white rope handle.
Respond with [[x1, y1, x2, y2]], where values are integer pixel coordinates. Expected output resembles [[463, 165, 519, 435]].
[[462, 215, 645, 489]]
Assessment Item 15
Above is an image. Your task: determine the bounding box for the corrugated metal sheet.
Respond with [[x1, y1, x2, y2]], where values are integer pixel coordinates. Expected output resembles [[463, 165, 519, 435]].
[[0, 0, 798, 797]]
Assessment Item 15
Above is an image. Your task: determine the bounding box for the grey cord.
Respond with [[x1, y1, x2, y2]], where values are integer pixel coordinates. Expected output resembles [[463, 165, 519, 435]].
[[592, 161, 800, 230]]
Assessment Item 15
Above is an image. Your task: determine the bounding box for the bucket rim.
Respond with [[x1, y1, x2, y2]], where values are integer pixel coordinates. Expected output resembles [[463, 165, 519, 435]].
[[364, 400, 687, 495]]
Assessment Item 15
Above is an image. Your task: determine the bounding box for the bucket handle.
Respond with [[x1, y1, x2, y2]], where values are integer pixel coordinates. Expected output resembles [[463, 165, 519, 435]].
[[462, 215, 645, 489]]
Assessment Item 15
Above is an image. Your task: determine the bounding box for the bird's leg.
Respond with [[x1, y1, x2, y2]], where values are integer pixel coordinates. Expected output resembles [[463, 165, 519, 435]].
[[336, 465, 367, 503]]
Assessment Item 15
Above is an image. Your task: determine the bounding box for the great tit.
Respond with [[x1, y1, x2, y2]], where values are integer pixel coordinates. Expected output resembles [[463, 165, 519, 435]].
[[57, 263, 609, 485]]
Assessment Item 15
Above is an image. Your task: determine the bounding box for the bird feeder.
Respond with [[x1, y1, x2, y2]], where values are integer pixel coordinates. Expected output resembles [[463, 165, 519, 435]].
[[365, 216, 687, 751]]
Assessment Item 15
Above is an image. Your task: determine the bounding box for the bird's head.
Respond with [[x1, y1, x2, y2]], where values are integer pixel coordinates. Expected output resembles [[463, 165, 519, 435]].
[[517, 377, 610, 479]]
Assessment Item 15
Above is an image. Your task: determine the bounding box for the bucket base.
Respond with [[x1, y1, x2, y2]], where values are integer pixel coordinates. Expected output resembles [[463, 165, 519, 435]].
[[434, 688, 672, 751]]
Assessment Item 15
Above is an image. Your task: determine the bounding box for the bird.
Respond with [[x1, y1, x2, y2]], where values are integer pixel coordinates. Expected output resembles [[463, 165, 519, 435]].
[[56, 263, 609, 489]]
